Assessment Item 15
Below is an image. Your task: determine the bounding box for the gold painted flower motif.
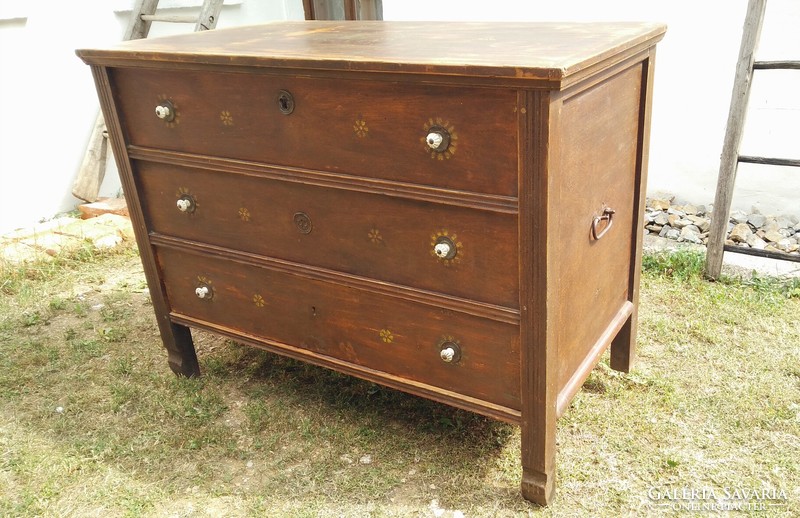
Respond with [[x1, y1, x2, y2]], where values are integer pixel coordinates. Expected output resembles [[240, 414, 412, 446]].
[[238, 207, 251, 222], [197, 275, 212, 285], [379, 329, 394, 344], [253, 294, 265, 307], [176, 186, 190, 197], [353, 117, 368, 138], [422, 117, 457, 160], [368, 228, 383, 244], [220, 110, 234, 126]]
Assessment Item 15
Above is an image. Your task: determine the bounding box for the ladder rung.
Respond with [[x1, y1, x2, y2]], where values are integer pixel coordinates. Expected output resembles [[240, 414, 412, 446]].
[[723, 244, 800, 263], [140, 14, 198, 24], [753, 60, 800, 70], [738, 155, 800, 167]]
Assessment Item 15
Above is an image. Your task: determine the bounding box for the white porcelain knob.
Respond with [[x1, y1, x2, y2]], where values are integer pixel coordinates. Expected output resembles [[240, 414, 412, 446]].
[[176, 198, 192, 212], [426, 131, 444, 150], [434, 241, 452, 258], [155, 104, 172, 120], [440, 346, 456, 363], [195, 286, 210, 299]]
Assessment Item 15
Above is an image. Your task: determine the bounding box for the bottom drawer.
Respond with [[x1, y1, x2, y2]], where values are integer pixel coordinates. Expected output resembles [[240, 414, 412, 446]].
[[155, 246, 521, 410]]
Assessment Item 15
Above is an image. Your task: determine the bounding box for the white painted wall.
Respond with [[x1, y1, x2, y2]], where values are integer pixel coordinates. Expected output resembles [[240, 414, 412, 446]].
[[1, 0, 797, 235], [0, 0, 303, 235]]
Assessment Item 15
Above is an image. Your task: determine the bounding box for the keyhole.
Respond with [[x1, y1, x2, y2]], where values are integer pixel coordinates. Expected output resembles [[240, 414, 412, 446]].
[[311, 306, 317, 317], [277, 90, 294, 115]]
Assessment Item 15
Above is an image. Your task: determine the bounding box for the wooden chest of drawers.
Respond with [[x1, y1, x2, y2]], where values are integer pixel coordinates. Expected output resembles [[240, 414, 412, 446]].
[[77, 21, 665, 505]]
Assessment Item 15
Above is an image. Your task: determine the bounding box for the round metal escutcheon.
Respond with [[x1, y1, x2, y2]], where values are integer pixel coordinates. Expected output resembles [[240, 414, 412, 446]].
[[277, 90, 295, 115], [293, 211, 312, 234]]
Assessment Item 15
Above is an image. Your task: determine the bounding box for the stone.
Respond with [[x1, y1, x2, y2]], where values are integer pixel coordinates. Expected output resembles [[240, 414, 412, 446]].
[[653, 212, 670, 226], [764, 230, 785, 243], [776, 239, 793, 252], [645, 224, 663, 233], [668, 214, 681, 227], [790, 215, 799, 225], [648, 198, 671, 211], [667, 207, 686, 217], [747, 214, 767, 228], [728, 223, 752, 243], [762, 219, 780, 233], [664, 228, 681, 240], [779, 228, 792, 238], [682, 204, 698, 215], [695, 205, 707, 216], [730, 210, 748, 224], [672, 218, 693, 229], [776, 215, 794, 229], [684, 224, 701, 234], [794, 222, 800, 232], [679, 226, 703, 244], [686, 214, 710, 232], [745, 234, 767, 250]]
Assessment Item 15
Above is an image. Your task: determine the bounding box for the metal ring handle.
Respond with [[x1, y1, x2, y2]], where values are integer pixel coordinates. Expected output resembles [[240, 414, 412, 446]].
[[591, 207, 615, 240]]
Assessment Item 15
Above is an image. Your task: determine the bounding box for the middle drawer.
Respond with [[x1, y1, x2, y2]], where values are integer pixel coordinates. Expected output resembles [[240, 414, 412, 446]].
[[136, 161, 519, 308]]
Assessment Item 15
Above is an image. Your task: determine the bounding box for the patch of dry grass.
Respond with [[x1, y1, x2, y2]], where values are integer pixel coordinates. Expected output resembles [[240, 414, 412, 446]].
[[1, 247, 798, 516]]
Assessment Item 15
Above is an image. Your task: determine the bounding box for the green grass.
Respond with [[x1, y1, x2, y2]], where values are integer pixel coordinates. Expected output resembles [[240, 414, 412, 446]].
[[0, 247, 798, 516]]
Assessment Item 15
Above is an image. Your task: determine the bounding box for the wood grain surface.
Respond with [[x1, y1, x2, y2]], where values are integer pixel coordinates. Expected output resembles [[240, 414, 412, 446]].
[[78, 21, 665, 85], [156, 245, 521, 410]]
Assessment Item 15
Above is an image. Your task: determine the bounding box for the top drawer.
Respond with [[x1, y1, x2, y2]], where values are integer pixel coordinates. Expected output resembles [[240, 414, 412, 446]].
[[108, 67, 519, 196]]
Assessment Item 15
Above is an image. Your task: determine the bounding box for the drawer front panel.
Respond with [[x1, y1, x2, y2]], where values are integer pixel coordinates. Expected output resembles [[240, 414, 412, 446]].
[[137, 161, 520, 308], [156, 246, 521, 409], [110, 67, 519, 196]]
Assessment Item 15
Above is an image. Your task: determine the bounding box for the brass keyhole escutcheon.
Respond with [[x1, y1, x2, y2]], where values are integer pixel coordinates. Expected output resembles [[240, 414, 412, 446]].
[[293, 211, 313, 234], [277, 90, 295, 115]]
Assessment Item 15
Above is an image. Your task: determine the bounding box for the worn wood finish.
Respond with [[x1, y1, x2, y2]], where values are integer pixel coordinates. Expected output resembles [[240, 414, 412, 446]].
[[110, 68, 519, 196], [551, 62, 641, 388], [156, 245, 521, 409], [135, 161, 519, 307], [78, 22, 665, 506], [705, 0, 767, 279], [72, 112, 108, 201], [78, 21, 664, 87]]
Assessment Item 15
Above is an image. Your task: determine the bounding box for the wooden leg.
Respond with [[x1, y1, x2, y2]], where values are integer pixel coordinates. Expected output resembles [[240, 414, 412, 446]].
[[520, 400, 557, 506], [610, 312, 636, 373], [163, 323, 201, 377], [521, 465, 556, 506]]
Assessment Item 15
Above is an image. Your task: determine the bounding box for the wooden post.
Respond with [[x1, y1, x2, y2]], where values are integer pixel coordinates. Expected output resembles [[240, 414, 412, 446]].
[[705, 0, 767, 279], [72, 112, 109, 202]]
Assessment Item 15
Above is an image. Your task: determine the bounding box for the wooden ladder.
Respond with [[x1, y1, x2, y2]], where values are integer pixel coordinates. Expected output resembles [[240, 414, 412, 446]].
[[73, 0, 224, 202], [705, 0, 800, 278]]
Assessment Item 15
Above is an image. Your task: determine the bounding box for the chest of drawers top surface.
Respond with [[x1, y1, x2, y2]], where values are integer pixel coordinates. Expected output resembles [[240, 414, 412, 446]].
[[77, 21, 664, 83]]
